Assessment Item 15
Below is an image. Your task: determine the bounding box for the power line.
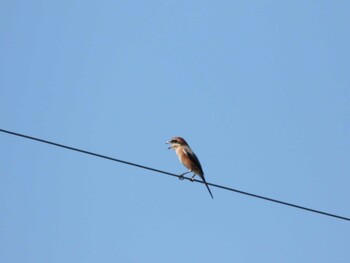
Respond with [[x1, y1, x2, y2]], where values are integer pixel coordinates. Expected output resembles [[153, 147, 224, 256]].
[[1, 128, 349, 222]]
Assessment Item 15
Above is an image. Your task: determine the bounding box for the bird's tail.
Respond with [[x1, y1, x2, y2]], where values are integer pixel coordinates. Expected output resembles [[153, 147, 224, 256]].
[[201, 175, 214, 199]]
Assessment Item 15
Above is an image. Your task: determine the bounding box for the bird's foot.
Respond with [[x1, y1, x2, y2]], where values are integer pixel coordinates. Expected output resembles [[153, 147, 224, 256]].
[[179, 171, 190, 180]]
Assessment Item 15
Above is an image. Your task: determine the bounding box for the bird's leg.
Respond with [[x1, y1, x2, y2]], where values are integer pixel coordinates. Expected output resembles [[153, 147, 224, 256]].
[[190, 174, 196, 182], [179, 171, 190, 180]]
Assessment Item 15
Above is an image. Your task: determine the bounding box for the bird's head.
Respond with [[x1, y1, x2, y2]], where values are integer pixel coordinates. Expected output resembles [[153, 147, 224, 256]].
[[166, 137, 188, 150]]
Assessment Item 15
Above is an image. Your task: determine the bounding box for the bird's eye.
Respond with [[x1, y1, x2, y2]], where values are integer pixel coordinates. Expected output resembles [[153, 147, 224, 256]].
[[171, 140, 178, 143]]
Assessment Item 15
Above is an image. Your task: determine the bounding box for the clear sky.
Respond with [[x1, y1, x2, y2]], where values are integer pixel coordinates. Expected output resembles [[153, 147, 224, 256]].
[[1, 1, 349, 262]]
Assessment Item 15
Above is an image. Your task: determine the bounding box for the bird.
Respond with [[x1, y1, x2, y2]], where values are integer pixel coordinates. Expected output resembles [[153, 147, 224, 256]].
[[166, 136, 214, 199]]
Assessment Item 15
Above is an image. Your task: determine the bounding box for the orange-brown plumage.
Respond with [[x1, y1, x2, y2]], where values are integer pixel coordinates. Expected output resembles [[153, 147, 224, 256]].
[[166, 136, 213, 199]]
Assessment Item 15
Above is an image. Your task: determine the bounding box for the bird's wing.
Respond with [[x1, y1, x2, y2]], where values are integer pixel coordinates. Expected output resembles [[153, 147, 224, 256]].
[[182, 147, 203, 174], [182, 147, 213, 199]]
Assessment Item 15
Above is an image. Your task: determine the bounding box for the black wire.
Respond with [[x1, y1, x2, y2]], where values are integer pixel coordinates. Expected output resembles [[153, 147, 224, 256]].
[[1, 128, 349, 222]]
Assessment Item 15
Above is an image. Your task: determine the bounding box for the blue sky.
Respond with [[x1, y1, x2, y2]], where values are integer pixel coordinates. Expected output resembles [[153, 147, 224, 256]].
[[1, 1, 349, 262]]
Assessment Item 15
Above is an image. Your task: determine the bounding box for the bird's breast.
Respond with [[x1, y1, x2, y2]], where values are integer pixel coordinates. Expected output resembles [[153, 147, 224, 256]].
[[175, 147, 202, 175]]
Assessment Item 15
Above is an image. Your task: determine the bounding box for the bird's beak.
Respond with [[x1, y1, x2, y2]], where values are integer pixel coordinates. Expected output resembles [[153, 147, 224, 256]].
[[166, 141, 172, 149]]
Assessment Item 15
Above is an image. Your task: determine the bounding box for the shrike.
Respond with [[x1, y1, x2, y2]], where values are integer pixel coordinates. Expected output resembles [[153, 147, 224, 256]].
[[166, 137, 213, 199]]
